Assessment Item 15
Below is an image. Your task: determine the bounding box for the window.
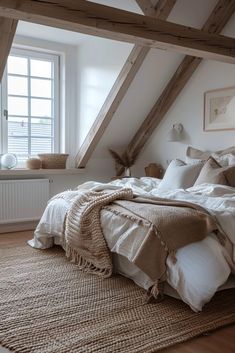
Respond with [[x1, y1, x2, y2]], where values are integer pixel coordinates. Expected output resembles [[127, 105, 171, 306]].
[[1, 48, 59, 161]]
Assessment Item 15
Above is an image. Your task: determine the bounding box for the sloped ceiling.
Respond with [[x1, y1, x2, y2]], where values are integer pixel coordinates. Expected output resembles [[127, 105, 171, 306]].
[[92, 0, 219, 158], [16, 0, 142, 43], [15, 0, 142, 44], [14, 0, 234, 164]]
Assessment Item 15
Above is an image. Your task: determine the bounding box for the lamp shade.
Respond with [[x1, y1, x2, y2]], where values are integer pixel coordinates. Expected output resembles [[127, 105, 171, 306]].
[[167, 123, 183, 142]]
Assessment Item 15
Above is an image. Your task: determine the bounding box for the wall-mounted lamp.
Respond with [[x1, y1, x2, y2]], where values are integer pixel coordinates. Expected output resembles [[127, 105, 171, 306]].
[[167, 123, 183, 142]]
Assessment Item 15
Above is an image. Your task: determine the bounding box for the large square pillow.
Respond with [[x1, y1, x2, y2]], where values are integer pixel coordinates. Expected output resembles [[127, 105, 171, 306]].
[[194, 158, 228, 186], [186, 146, 235, 166], [194, 157, 235, 186], [158, 159, 203, 191], [186, 146, 211, 161]]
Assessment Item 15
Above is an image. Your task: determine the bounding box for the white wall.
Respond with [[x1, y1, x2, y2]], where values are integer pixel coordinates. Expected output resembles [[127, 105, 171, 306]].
[[76, 37, 133, 147], [134, 13, 235, 174], [1, 35, 118, 195]]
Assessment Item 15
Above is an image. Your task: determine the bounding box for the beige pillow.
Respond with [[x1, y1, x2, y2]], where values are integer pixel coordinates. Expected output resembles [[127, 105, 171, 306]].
[[186, 146, 235, 163], [186, 146, 210, 161], [217, 146, 235, 156], [224, 166, 235, 187], [194, 157, 228, 186]]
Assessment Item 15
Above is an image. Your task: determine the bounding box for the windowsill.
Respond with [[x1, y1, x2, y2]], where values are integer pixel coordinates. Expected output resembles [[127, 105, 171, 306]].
[[0, 168, 85, 176]]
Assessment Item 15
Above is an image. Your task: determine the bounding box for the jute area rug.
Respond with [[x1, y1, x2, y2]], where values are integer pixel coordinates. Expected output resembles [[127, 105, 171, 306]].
[[1, 235, 235, 353]]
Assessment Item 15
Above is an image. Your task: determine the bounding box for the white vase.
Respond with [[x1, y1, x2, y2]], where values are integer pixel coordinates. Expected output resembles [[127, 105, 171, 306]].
[[124, 167, 131, 177], [1, 153, 17, 169]]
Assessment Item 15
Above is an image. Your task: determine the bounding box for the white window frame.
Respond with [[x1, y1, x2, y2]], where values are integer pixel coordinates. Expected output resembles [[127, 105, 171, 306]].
[[1, 47, 60, 159]]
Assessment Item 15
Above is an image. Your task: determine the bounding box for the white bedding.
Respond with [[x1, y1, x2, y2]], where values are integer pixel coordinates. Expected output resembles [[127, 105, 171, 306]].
[[29, 177, 235, 312]]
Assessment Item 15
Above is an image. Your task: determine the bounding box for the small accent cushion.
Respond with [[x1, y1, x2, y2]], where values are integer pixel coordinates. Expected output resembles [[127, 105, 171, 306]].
[[158, 159, 203, 191]]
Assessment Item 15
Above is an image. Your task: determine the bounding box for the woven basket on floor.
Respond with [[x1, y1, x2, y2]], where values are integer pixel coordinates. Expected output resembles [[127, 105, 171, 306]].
[[38, 154, 69, 169]]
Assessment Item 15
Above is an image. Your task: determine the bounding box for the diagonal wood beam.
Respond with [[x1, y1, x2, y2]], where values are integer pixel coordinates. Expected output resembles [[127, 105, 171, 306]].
[[76, 0, 177, 167], [0, 1, 234, 63], [126, 0, 235, 162], [0, 17, 17, 80], [136, 0, 177, 18], [136, 0, 158, 17]]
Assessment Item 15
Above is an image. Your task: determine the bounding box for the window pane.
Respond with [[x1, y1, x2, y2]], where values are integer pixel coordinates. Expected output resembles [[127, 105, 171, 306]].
[[8, 96, 28, 116], [31, 98, 51, 117], [8, 137, 28, 154], [8, 76, 28, 96], [8, 56, 28, 75], [5, 50, 58, 158], [31, 78, 52, 98], [31, 138, 52, 154], [31, 118, 52, 137], [30, 59, 52, 78], [8, 117, 28, 137]]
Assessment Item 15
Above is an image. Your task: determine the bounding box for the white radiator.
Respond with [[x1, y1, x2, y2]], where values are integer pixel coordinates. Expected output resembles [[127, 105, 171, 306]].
[[0, 179, 49, 224]]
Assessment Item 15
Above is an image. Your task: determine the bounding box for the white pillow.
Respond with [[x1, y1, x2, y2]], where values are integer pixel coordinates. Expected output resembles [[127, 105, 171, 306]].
[[158, 159, 203, 191], [229, 154, 235, 165], [185, 156, 204, 165]]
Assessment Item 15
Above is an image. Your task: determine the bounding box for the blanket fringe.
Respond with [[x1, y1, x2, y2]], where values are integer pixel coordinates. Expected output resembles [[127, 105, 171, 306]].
[[66, 245, 112, 278], [144, 281, 165, 304], [169, 250, 177, 264]]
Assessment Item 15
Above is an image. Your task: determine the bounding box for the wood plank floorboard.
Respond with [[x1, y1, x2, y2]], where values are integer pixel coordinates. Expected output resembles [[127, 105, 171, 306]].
[[0, 231, 235, 353]]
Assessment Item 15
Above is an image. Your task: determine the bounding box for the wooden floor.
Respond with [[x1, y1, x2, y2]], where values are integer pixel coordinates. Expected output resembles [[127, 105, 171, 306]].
[[0, 231, 235, 353]]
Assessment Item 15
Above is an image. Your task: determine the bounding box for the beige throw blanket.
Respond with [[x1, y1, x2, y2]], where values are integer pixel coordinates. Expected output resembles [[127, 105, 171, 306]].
[[65, 189, 219, 299], [65, 188, 133, 277], [105, 197, 218, 281]]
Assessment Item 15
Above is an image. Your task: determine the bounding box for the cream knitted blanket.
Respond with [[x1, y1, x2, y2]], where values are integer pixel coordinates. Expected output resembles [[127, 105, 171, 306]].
[[64, 188, 133, 277]]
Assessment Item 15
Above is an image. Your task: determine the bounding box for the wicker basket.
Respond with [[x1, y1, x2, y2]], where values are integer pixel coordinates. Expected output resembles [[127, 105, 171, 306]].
[[38, 154, 69, 169]]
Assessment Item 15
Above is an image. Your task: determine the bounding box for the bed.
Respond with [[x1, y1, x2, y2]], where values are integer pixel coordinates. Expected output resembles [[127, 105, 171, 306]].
[[29, 152, 235, 312]]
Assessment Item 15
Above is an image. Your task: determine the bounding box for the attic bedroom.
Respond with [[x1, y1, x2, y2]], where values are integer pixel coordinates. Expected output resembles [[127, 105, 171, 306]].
[[0, 0, 235, 352]]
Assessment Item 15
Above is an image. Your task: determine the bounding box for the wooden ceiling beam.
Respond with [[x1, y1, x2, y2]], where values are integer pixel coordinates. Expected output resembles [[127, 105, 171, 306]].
[[0, 17, 17, 81], [0, 1, 234, 63], [76, 0, 176, 167], [125, 0, 235, 161]]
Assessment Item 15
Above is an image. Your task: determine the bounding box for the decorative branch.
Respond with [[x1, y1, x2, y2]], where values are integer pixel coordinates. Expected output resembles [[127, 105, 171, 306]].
[[109, 149, 138, 176]]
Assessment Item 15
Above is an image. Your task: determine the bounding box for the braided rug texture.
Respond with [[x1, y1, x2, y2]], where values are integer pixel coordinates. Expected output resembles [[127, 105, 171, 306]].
[[1, 237, 235, 353]]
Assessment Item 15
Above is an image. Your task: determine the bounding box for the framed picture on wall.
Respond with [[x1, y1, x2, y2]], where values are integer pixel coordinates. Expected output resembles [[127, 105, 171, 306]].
[[204, 86, 235, 131]]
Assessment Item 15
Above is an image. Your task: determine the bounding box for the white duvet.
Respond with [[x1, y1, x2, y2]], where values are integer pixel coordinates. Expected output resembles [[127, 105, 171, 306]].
[[29, 177, 235, 312]]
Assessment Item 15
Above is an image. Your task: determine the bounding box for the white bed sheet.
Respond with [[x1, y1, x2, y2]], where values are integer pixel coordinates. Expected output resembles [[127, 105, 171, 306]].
[[29, 177, 235, 312]]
